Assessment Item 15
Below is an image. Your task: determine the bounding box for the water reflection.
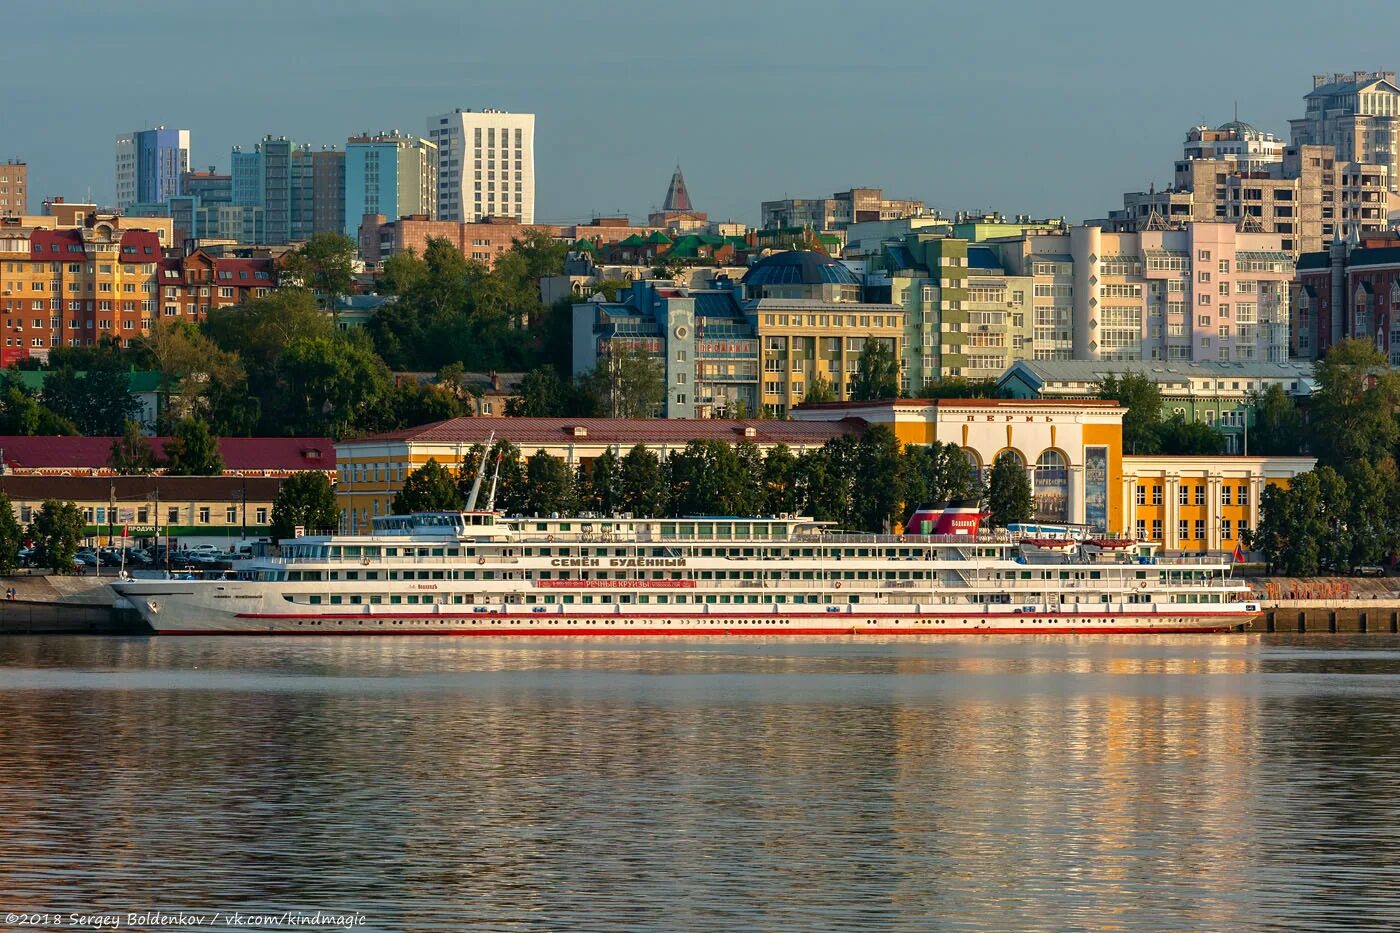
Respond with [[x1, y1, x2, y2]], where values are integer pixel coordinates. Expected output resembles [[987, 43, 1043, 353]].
[[1, 636, 1399, 931]]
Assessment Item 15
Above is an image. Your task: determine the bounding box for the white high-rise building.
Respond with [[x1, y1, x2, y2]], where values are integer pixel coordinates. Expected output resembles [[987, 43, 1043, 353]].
[[427, 109, 535, 224]]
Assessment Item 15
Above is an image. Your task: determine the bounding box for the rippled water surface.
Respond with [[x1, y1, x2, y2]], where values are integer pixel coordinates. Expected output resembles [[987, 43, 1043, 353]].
[[3, 635, 1400, 932]]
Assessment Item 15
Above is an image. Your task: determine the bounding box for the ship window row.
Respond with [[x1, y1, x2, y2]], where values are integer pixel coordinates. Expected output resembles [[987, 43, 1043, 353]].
[[284, 590, 1229, 607], [271, 566, 1222, 584]]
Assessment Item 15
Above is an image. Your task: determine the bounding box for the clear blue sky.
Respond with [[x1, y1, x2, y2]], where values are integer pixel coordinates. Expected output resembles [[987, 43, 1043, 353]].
[[4, 0, 1399, 226]]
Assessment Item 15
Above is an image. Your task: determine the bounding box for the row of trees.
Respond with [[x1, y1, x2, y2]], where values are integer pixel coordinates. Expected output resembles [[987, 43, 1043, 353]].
[[1249, 339, 1400, 575], [0, 493, 83, 575], [392, 429, 1036, 533]]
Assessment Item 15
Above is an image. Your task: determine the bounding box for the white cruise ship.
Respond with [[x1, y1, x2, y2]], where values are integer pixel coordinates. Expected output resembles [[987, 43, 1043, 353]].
[[111, 505, 1260, 636]]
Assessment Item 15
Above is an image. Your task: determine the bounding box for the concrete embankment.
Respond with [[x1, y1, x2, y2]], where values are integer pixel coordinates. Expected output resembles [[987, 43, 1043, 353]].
[[1247, 577, 1400, 634], [0, 573, 145, 634]]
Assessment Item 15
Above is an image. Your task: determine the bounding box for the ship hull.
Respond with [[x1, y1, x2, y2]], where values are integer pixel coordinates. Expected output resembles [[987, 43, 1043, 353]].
[[113, 581, 1256, 636]]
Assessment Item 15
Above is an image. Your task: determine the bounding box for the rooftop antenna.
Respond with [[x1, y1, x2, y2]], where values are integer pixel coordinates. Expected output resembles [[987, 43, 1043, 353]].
[[463, 431, 495, 511], [485, 447, 505, 512]]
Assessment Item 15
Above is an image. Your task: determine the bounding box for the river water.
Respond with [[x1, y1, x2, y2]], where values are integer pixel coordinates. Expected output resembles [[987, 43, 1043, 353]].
[[2, 635, 1399, 932]]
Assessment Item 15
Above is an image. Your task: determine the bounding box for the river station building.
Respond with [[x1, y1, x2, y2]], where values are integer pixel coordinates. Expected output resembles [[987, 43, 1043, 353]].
[[336, 399, 1313, 554]]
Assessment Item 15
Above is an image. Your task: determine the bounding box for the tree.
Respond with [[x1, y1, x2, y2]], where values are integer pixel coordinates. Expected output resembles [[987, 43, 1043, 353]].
[[849, 424, 903, 532], [276, 333, 393, 438], [1249, 384, 1305, 456], [1157, 413, 1224, 456], [1249, 466, 1353, 575], [617, 445, 666, 518], [523, 450, 574, 516], [393, 459, 463, 514], [508, 366, 568, 417], [110, 421, 156, 475], [803, 375, 836, 404], [794, 435, 861, 526], [286, 233, 358, 324], [987, 452, 1033, 528], [918, 377, 1000, 399], [580, 347, 665, 418], [666, 441, 761, 516], [28, 499, 84, 574], [1309, 338, 1400, 467], [41, 353, 139, 436], [384, 379, 463, 429], [1340, 459, 1400, 570], [137, 318, 250, 433], [0, 378, 77, 435], [0, 493, 21, 575], [163, 418, 224, 476], [1099, 372, 1162, 455], [270, 472, 341, 542], [900, 440, 981, 523], [577, 448, 619, 515], [760, 444, 799, 515], [850, 338, 900, 401]]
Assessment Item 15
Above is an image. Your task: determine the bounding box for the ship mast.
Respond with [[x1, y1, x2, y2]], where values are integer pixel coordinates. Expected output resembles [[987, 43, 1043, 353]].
[[463, 432, 495, 511], [485, 448, 504, 512]]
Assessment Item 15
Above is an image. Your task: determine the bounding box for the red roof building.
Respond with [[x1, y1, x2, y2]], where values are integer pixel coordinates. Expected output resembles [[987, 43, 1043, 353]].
[[0, 436, 334, 477]]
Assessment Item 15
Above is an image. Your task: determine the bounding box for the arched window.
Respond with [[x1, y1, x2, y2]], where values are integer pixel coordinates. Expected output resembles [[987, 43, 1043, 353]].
[[1034, 449, 1069, 521]]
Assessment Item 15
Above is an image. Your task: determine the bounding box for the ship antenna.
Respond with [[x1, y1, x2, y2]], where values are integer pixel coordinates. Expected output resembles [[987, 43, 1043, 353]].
[[485, 448, 504, 512], [463, 432, 495, 511]]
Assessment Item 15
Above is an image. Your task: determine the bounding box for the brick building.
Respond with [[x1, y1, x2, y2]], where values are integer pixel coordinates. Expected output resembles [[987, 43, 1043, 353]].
[[0, 160, 25, 217], [357, 213, 561, 269], [1294, 232, 1400, 360]]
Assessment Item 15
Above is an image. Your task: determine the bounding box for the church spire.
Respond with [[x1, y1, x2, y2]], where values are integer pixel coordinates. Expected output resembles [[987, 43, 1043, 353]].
[[662, 164, 692, 212]]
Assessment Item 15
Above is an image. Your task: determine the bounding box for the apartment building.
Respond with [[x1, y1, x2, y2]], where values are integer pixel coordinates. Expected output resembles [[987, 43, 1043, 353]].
[[357, 214, 561, 269], [0, 221, 275, 364], [0, 160, 26, 217], [994, 224, 1293, 365], [1291, 71, 1400, 193], [760, 187, 926, 232], [345, 131, 437, 236], [428, 109, 535, 224], [1294, 232, 1400, 360], [1113, 133, 1392, 257], [230, 137, 344, 244], [115, 128, 190, 211], [573, 251, 902, 419]]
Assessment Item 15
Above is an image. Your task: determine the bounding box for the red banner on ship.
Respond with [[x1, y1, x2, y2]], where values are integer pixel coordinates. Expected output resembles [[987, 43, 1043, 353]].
[[535, 580, 696, 589]]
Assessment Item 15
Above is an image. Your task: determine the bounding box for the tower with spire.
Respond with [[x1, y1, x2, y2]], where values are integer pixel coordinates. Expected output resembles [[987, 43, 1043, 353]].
[[649, 164, 707, 230]]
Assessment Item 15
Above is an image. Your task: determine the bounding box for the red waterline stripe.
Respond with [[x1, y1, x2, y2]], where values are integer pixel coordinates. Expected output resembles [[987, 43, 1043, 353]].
[[152, 626, 1238, 636], [235, 610, 1255, 621]]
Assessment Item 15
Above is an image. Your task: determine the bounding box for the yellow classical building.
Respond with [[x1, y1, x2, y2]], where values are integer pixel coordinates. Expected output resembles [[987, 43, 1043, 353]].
[[791, 398, 1314, 552], [337, 399, 1315, 553]]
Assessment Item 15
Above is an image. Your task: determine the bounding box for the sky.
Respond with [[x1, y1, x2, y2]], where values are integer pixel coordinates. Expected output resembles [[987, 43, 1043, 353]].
[[5, 0, 1400, 227]]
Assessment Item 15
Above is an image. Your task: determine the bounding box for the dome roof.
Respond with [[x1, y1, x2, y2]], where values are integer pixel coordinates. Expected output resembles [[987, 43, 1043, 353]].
[[741, 250, 860, 288], [1217, 119, 1260, 137]]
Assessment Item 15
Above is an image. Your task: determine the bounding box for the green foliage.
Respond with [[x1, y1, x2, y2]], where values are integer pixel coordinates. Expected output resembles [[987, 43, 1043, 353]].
[[667, 440, 763, 517], [270, 472, 341, 542], [508, 366, 569, 417], [41, 352, 139, 436], [987, 452, 1033, 528], [1309, 338, 1400, 467], [276, 334, 394, 438], [1157, 413, 1224, 456], [850, 338, 900, 401], [28, 499, 84, 574], [110, 421, 156, 475], [900, 440, 982, 522], [522, 450, 575, 516], [0, 493, 21, 575], [580, 347, 665, 418], [618, 445, 666, 518], [1251, 461, 1400, 575], [384, 379, 464, 429], [917, 377, 1001, 399], [1098, 372, 1163, 454], [1249, 384, 1305, 456], [393, 459, 464, 514], [163, 418, 224, 476], [0, 377, 77, 435], [760, 444, 799, 515], [803, 375, 837, 404], [269, 476, 330, 539], [286, 233, 358, 317], [577, 449, 619, 515], [849, 424, 903, 532]]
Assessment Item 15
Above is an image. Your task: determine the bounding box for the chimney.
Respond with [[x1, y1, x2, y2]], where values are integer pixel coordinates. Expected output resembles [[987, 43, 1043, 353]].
[[490, 370, 501, 391]]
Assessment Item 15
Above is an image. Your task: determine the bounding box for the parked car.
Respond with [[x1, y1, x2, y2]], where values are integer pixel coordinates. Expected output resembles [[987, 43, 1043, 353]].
[[187, 544, 222, 556], [1354, 565, 1386, 577]]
